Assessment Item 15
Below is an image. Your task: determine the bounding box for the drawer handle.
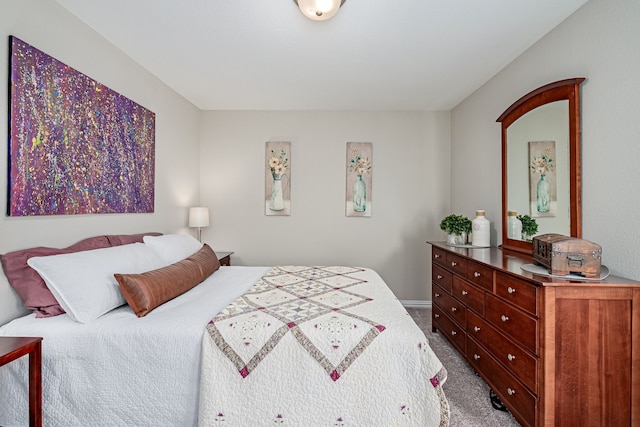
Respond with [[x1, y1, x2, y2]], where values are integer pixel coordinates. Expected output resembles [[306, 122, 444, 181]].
[[501, 315, 509, 322], [473, 354, 480, 360], [434, 313, 440, 318], [473, 326, 481, 332], [451, 331, 457, 336], [507, 354, 516, 361], [474, 272, 481, 278], [451, 261, 457, 267], [507, 388, 515, 396], [461, 290, 468, 296], [451, 307, 457, 312], [435, 293, 440, 298], [508, 287, 516, 294], [437, 274, 443, 280], [435, 254, 441, 259]]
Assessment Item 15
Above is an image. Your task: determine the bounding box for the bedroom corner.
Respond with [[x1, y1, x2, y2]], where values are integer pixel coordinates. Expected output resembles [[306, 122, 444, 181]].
[[0, 0, 202, 325]]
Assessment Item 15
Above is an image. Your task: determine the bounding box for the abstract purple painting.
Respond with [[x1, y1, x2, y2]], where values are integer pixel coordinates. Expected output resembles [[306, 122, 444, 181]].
[[8, 36, 155, 216]]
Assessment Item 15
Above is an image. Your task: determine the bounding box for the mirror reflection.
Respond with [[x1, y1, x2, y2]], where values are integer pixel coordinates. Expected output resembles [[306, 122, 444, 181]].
[[506, 100, 570, 238]]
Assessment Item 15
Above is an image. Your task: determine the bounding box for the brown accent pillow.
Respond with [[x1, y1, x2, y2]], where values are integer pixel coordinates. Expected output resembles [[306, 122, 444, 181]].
[[115, 244, 220, 317], [1, 232, 163, 317]]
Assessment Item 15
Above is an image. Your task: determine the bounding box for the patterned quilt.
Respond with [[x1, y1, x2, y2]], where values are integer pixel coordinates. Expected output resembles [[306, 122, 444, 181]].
[[199, 266, 449, 426]]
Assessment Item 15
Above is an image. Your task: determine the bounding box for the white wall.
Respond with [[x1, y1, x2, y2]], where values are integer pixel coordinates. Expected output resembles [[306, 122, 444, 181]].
[[6, 0, 636, 326], [199, 111, 451, 301], [451, 0, 640, 280], [0, 0, 202, 324]]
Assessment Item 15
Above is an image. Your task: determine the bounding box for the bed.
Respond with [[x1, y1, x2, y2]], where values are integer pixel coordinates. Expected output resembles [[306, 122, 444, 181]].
[[0, 234, 449, 426]]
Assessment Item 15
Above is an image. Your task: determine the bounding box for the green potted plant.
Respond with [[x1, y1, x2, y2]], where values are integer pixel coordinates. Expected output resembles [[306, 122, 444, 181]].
[[517, 214, 539, 242], [440, 214, 472, 245]]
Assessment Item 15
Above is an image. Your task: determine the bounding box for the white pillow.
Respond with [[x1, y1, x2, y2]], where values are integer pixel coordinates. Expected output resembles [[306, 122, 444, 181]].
[[27, 243, 165, 323], [143, 234, 203, 265]]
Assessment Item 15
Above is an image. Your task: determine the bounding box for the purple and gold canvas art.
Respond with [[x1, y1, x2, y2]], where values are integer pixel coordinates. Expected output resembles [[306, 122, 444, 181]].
[[8, 36, 155, 216]]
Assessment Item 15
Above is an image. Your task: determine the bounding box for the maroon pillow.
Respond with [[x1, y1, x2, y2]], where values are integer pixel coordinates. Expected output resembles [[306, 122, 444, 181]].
[[1, 232, 162, 318], [106, 232, 162, 246], [1, 236, 111, 317]]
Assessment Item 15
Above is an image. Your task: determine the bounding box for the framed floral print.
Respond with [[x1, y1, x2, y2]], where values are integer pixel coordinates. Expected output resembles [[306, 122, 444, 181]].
[[265, 141, 291, 216], [346, 142, 372, 217], [529, 140, 557, 217]]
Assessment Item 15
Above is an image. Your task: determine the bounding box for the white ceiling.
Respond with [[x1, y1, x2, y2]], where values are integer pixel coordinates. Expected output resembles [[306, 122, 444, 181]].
[[54, 0, 588, 111]]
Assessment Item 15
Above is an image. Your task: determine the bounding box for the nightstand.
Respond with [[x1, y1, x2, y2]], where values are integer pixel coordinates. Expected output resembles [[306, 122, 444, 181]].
[[0, 336, 43, 427], [216, 251, 234, 266]]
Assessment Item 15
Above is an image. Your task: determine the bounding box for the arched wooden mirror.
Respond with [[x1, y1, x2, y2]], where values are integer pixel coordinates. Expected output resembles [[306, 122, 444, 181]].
[[497, 78, 585, 253]]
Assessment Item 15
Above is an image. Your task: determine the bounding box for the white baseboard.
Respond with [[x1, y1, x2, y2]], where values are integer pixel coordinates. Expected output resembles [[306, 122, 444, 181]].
[[400, 300, 432, 308]]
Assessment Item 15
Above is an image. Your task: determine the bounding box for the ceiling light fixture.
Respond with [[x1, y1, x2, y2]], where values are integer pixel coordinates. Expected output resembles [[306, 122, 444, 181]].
[[294, 0, 346, 21]]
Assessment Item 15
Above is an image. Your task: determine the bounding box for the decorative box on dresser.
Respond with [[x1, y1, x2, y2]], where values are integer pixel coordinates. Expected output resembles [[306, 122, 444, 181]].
[[428, 241, 640, 427]]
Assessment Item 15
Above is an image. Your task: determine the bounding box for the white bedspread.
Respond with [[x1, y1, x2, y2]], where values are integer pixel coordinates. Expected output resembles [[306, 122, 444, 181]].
[[199, 266, 449, 426], [0, 266, 270, 427]]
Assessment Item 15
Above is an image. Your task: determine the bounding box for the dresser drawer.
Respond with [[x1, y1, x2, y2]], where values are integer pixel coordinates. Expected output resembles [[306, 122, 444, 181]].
[[485, 293, 538, 354], [433, 305, 466, 354], [445, 252, 468, 277], [495, 272, 538, 316], [465, 260, 493, 291], [467, 311, 538, 393], [467, 337, 537, 427], [452, 275, 484, 316], [432, 264, 452, 293], [432, 246, 447, 267], [433, 283, 466, 328]]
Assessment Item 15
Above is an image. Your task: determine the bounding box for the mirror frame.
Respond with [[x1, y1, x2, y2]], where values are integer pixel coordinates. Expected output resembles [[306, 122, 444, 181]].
[[497, 78, 585, 253]]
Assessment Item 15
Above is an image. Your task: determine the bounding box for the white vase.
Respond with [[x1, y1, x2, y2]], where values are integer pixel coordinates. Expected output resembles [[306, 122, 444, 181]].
[[270, 174, 284, 211], [471, 210, 490, 247], [507, 211, 522, 240]]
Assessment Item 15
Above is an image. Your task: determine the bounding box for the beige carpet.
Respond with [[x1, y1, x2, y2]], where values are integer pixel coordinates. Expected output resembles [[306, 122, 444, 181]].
[[407, 307, 521, 427]]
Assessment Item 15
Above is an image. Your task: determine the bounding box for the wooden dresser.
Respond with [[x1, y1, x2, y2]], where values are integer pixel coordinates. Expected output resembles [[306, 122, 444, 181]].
[[428, 241, 640, 427]]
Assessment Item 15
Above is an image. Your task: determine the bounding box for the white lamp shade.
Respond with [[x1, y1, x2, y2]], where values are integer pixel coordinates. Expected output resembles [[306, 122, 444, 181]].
[[188, 207, 210, 228], [295, 0, 345, 21]]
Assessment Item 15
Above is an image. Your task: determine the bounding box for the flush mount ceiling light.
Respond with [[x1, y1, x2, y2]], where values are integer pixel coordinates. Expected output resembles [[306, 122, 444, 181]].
[[294, 0, 346, 21]]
